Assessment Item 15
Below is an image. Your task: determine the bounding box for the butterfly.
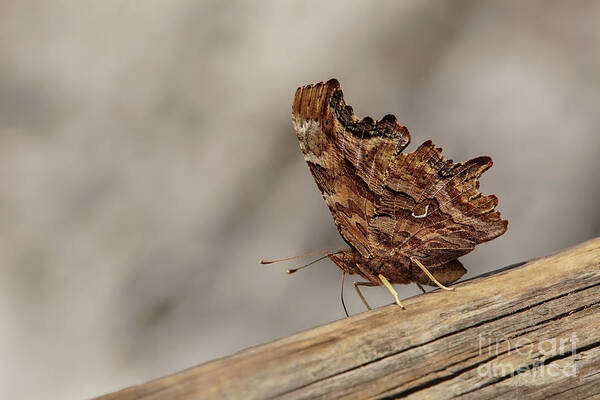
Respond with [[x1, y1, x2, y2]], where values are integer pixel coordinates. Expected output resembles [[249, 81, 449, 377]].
[[267, 79, 507, 315]]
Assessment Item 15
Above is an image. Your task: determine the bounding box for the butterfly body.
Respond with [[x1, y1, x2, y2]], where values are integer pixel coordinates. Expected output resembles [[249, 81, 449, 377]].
[[328, 249, 467, 287], [292, 79, 507, 288]]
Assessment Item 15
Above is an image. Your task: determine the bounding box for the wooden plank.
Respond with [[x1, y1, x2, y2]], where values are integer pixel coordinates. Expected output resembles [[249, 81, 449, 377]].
[[96, 237, 600, 399]]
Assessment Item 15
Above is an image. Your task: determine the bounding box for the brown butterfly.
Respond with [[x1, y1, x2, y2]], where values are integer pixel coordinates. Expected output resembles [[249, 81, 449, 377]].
[[265, 79, 507, 315]]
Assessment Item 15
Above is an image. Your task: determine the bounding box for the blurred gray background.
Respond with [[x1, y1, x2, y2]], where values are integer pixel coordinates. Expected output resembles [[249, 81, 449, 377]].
[[1, 1, 599, 399]]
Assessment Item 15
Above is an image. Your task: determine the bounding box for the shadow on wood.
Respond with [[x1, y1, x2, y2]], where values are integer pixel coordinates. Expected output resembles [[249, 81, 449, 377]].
[[96, 237, 600, 399]]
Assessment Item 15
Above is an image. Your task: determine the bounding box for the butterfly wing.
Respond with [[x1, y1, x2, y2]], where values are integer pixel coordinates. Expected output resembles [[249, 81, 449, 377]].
[[292, 79, 410, 257], [369, 140, 508, 268]]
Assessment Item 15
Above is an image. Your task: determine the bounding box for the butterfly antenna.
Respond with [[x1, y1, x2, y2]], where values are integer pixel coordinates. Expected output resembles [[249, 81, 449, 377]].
[[260, 250, 334, 265], [286, 254, 330, 274]]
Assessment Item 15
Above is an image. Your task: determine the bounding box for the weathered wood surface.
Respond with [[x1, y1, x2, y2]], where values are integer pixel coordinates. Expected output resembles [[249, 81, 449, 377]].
[[97, 237, 600, 399]]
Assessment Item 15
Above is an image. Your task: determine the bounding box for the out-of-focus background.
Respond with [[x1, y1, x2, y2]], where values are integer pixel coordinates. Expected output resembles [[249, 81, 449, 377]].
[[1, 1, 599, 398]]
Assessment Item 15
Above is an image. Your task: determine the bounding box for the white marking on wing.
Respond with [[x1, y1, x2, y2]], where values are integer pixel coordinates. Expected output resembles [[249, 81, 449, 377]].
[[412, 204, 429, 219]]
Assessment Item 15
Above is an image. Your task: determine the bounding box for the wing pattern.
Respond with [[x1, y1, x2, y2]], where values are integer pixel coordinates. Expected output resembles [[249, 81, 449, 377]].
[[292, 79, 410, 257], [292, 79, 507, 282], [370, 140, 507, 268]]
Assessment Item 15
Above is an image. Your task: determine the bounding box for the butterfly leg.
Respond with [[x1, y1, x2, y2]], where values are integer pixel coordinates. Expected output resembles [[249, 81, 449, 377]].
[[378, 274, 406, 309], [411, 257, 456, 292], [353, 281, 377, 311], [341, 272, 350, 317]]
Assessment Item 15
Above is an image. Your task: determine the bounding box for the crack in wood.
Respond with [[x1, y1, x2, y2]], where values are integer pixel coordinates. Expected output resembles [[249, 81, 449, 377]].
[[457, 339, 600, 397]]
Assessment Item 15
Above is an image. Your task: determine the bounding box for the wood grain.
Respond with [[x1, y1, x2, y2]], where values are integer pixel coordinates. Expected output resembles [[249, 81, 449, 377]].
[[96, 237, 600, 399]]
